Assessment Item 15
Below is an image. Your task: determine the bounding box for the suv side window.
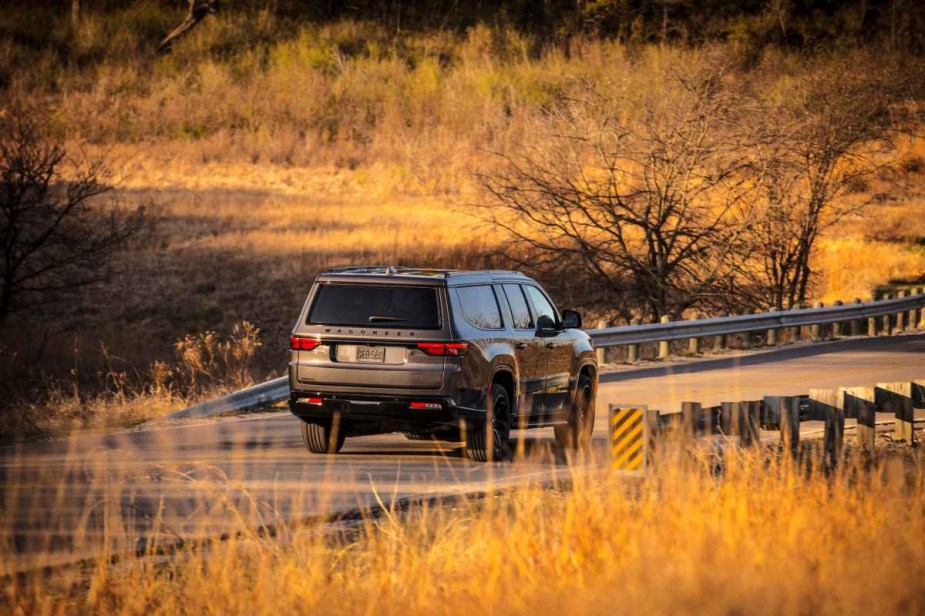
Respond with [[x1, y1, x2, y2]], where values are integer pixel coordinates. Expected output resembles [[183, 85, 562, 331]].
[[502, 284, 533, 330], [524, 285, 558, 328], [456, 285, 503, 330]]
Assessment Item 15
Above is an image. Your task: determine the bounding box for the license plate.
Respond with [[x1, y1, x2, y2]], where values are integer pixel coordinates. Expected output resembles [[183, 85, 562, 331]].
[[356, 346, 386, 363]]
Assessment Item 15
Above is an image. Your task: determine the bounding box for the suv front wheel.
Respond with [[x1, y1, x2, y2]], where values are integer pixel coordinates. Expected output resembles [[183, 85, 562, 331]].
[[466, 383, 512, 462], [300, 416, 346, 454]]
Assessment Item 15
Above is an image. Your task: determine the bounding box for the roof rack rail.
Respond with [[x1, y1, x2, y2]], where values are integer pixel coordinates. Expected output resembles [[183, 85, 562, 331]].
[[323, 265, 457, 277]]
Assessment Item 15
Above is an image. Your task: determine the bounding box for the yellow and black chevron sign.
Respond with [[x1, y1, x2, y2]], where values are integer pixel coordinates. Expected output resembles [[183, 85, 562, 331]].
[[610, 406, 647, 472]]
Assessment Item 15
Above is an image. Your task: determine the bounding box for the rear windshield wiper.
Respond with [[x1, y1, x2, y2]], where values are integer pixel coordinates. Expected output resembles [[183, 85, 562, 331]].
[[368, 315, 406, 323]]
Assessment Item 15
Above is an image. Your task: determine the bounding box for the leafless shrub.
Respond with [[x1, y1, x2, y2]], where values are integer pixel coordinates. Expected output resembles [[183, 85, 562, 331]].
[[0, 103, 145, 322], [734, 56, 913, 309], [478, 68, 753, 323]]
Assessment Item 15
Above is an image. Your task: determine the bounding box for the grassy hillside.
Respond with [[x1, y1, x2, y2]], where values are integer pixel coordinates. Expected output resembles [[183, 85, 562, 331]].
[[1, 5, 924, 435]]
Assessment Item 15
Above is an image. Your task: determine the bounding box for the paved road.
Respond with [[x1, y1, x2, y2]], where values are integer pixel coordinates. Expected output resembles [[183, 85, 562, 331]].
[[2, 335, 923, 574]]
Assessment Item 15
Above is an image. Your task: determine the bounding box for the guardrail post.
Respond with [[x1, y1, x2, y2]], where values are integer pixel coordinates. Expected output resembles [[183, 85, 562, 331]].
[[832, 300, 843, 337], [627, 319, 639, 362], [658, 315, 670, 360], [718, 313, 730, 349], [778, 397, 801, 456], [595, 319, 606, 365], [766, 307, 778, 346], [907, 290, 918, 330], [851, 298, 862, 336], [720, 401, 737, 435], [918, 288, 925, 329], [876, 382, 916, 444], [868, 313, 878, 336], [811, 301, 824, 340], [688, 312, 700, 355], [881, 293, 892, 334], [895, 290, 907, 333], [810, 388, 845, 470], [842, 386, 876, 453], [681, 401, 702, 436], [739, 401, 761, 447]]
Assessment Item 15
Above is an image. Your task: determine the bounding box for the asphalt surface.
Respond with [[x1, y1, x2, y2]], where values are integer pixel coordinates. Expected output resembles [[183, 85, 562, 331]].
[[2, 334, 924, 574]]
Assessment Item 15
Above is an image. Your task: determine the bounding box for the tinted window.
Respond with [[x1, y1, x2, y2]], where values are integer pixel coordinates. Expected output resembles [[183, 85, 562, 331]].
[[308, 284, 440, 329], [503, 284, 533, 329], [456, 285, 503, 329], [524, 285, 558, 326]]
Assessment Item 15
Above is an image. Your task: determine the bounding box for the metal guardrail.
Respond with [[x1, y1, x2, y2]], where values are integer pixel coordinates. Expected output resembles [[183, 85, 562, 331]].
[[586, 292, 925, 347], [169, 377, 288, 419], [167, 292, 925, 420]]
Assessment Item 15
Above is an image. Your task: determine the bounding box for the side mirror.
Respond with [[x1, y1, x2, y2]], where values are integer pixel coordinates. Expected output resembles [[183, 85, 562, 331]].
[[536, 314, 558, 336], [562, 309, 582, 329]]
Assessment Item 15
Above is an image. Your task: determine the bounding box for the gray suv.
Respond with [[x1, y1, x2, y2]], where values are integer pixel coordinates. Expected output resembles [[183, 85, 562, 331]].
[[288, 266, 597, 461]]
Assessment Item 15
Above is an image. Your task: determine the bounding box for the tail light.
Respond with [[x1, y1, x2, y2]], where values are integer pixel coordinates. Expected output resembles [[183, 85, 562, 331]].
[[297, 396, 323, 405], [416, 342, 469, 357], [409, 401, 442, 410], [290, 336, 321, 351]]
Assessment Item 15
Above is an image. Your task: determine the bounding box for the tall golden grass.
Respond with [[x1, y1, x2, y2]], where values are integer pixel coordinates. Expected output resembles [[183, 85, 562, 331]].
[[3, 436, 923, 614]]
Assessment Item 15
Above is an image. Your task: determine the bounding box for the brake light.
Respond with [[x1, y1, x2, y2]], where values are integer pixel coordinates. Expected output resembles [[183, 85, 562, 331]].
[[416, 342, 469, 356], [290, 336, 321, 351], [409, 401, 442, 410], [297, 396, 323, 405]]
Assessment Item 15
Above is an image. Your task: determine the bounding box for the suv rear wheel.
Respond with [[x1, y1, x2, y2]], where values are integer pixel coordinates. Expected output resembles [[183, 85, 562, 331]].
[[554, 373, 595, 450], [301, 417, 346, 454], [466, 383, 512, 462]]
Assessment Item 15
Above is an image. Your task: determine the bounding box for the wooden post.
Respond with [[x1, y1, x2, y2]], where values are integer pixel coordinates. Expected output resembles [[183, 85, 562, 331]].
[[718, 313, 730, 350], [810, 388, 844, 469], [842, 386, 876, 453], [688, 313, 700, 355], [918, 288, 925, 329], [779, 396, 801, 456], [876, 383, 916, 444], [627, 319, 639, 363], [868, 314, 878, 336], [658, 315, 670, 360], [767, 307, 779, 346], [739, 401, 761, 447], [824, 401, 845, 470], [907, 290, 917, 330], [832, 300, 843, 337], [811, 301, 824, 340], [851, 298, 862, 336], [881, 293, 892, 334], [762, 396, 783, 428], [595, 319, 606, 366], [895, 290, 906, 333], [680, 401, 702, 436], [720, 402, 737, 435]]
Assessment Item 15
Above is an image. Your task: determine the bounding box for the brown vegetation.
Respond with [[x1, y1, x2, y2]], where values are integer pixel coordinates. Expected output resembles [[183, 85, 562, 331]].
[[0, 8, 924, 436], [3, 436, 923, 613]]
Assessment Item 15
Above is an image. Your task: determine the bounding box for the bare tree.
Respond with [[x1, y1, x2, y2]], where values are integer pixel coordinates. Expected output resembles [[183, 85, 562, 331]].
[[736, 58, 909, 309], [158, 0, 221, 54], [0, 106, 144, 322], [479, 71, 753, 323]]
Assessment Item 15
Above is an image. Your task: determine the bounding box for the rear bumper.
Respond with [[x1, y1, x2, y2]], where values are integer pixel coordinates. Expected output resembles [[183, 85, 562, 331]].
[[288, 392, 484, 430]]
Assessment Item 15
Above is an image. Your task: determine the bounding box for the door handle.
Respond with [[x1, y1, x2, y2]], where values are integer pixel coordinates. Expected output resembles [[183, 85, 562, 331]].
[[515, 342, 528, 350], [545, 342, 555, 349]]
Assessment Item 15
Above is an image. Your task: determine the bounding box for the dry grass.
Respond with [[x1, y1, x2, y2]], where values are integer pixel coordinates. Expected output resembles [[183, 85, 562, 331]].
[[3, 440, 923, 614], [0, 321, 263, 439]]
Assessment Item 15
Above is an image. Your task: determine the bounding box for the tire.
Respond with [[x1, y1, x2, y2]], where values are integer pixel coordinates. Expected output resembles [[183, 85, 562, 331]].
[[554, 373, 595, 450], [466, 383, 512, 462], [300, 415, 346, 454]]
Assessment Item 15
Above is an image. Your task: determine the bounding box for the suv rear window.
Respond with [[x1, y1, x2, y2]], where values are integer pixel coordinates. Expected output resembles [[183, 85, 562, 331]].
[[307, 284, 440, 329]]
